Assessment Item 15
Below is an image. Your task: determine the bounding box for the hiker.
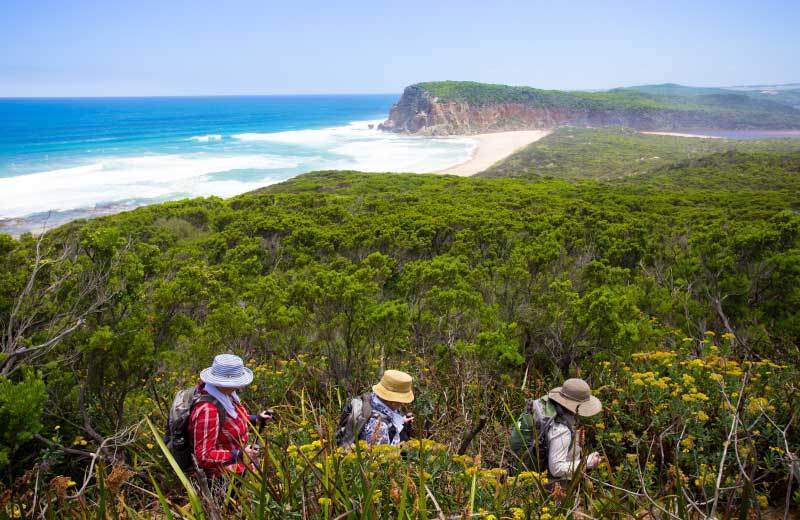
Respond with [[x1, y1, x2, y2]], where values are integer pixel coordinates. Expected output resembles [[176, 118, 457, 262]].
[[188, 354, 272, 498], [509, 378, 602, 479], [336, 369, 415, 447]]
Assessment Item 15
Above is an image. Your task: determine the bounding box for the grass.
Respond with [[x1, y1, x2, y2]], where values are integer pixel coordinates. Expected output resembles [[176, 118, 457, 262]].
[[17, 337, 799, 519], [479, 126, 800, 181]]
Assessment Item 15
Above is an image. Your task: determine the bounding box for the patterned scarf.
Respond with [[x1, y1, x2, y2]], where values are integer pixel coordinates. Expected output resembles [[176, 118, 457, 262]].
[[371, 394, 406, 445]]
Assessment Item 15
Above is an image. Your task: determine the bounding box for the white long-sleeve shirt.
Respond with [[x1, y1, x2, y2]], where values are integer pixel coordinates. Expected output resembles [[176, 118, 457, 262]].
[[547, 422, 598, 478]]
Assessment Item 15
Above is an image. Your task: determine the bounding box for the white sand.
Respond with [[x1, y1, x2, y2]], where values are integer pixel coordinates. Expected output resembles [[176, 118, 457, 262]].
[[641, 131, 723, 139], [435, 130, 552, 176]]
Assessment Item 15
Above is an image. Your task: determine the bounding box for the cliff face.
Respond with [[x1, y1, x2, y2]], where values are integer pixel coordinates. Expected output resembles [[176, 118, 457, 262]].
[[379, 83, 800, 135], [379, 85, 576, 135]]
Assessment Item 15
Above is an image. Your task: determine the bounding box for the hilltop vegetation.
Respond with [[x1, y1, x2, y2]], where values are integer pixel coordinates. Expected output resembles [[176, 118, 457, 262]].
[[1, 148, 799, 517], [480, 126, 800, 180], [418, 81, 800, 117], [380, 81, 800, 135], [620, 82, 800, 109]]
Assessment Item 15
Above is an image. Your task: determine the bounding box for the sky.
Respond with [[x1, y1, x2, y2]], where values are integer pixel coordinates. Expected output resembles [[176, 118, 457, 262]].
[[1, 0, 798, 97]]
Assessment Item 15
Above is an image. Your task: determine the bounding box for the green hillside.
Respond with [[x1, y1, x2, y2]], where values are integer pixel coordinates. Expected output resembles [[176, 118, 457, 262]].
[[480, 126, 800, 180], [412, 80, 800, 129], [622, 82, 800, 109], [2, 151, 800, 517]]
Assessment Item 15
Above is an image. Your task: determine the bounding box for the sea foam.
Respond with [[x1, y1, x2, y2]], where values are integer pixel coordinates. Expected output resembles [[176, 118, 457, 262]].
[[234, 119, 476, 173], [0, 154, 296, 219], [189, 134, 223, 142], [233, 120, 383, 144], [1, 119, 476, 223]]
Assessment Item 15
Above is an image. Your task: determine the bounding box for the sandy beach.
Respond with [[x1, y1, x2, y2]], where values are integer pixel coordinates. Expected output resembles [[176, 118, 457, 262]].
[[436, 130, 552, 176], [641, 131, 723, 139]]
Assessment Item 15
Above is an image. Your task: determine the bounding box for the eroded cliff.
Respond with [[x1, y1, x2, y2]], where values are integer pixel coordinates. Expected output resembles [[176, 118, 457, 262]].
[[379, 82, 800, 135]]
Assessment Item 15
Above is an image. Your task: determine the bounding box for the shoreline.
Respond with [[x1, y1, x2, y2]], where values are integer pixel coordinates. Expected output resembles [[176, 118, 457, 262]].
[[640, 131, 723, 139], [435, 130, 552, 176]]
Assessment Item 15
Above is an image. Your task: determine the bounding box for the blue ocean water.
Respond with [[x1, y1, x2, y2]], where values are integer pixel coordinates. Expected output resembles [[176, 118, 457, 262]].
[[0, 95, 477, 233]]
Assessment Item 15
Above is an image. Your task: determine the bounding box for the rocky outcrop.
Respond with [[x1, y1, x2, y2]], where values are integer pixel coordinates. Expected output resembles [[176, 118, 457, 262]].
[[379, 84, 800, 135], [379, 86, 576, 135]]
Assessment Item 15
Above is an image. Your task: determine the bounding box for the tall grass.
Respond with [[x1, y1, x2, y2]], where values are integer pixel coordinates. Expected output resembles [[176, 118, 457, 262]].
[[9, 340, 799, 518]]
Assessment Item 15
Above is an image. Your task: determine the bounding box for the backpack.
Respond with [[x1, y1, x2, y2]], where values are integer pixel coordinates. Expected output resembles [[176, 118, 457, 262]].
[[164, 386, 226, 472], [508, 396, 563, 473], [335, 393, 396, 447]]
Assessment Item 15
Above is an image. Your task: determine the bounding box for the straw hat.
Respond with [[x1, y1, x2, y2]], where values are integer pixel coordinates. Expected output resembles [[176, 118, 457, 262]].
[[372, 370, 414, 403], [200, 354, 254, 388], [548, 378, 602, 417]]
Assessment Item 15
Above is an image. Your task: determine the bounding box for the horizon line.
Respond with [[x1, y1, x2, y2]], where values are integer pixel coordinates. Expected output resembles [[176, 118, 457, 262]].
[[0, 92, 403, 100], [2, 80, 799, 100]]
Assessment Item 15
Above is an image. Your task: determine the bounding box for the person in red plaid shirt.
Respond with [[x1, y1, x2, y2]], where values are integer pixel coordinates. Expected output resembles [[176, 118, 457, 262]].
[[189, 354, 272, 498]]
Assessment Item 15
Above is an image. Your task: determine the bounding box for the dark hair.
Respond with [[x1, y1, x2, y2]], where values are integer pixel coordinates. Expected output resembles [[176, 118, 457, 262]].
[[552, 400, 572, 417]]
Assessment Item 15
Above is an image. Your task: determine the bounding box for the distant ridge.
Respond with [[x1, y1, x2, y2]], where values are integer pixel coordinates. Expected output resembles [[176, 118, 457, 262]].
[[379, 80, 800, 135]]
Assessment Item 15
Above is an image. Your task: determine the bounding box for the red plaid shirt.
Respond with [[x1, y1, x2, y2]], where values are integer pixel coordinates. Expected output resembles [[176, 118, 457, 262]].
[[189, 385, 251, 476]]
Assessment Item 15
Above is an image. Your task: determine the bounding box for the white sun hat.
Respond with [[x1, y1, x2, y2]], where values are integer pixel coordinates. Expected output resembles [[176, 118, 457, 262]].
[[548, 378, 602, 417], [200, 354, 254, 388]]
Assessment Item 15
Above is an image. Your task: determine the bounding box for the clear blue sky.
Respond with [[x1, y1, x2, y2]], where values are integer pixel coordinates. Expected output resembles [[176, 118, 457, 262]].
[[1, 0, 798, 97]]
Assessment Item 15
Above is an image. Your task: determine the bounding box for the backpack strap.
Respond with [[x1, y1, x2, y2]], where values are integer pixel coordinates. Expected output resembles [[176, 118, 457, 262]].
[[353, 393, 375, 438], [194, 394, 227, 435], [360, 393, 373, 421]]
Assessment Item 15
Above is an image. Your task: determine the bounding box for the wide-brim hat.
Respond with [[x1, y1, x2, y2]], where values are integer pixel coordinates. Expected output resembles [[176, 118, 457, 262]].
[[373, 369, 414, 403], [200, 354, 254, 388], [548, 378, 602, 417]]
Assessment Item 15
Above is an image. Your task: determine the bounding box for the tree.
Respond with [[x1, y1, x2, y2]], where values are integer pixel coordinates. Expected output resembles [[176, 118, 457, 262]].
[[1, 230, 128, 376]]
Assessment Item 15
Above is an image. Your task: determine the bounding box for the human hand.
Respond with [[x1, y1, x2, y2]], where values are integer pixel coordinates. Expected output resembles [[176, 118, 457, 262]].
[[587, 451, 601, 469], [257, 409, 274, 427], [244, 444, 261, 463], [404, 413, 415, 424]]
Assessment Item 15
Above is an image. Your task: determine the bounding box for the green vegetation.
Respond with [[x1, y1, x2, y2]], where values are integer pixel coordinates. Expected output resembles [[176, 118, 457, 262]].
[[414, 80, 800, 129], [481, 126, 800, 180], [1, 145, 800, 517], [621, 82, 800, 110]]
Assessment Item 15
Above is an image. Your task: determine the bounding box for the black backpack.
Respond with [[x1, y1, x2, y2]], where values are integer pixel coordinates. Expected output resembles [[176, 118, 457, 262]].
[[164, 386, 226, 472]]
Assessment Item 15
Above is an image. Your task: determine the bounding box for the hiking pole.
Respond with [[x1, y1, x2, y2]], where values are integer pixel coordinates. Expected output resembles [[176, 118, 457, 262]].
[[254, 409, 274, 446], [456, 415, 487, 456], [249, 409, 274, 473], [191, 455, 223, 520]]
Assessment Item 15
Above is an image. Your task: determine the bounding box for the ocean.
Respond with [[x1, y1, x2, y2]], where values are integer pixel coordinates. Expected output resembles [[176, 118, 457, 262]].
[[0, 95, 477, 235]]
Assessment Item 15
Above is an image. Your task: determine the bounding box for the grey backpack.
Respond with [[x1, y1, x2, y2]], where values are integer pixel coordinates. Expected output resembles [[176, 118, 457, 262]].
[[335, 394, 373, 447], [164, 386, 226, 472]]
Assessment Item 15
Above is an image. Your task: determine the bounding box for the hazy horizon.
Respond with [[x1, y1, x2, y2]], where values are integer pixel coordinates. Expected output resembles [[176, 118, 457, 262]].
[[2, 80, 799, 100]]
